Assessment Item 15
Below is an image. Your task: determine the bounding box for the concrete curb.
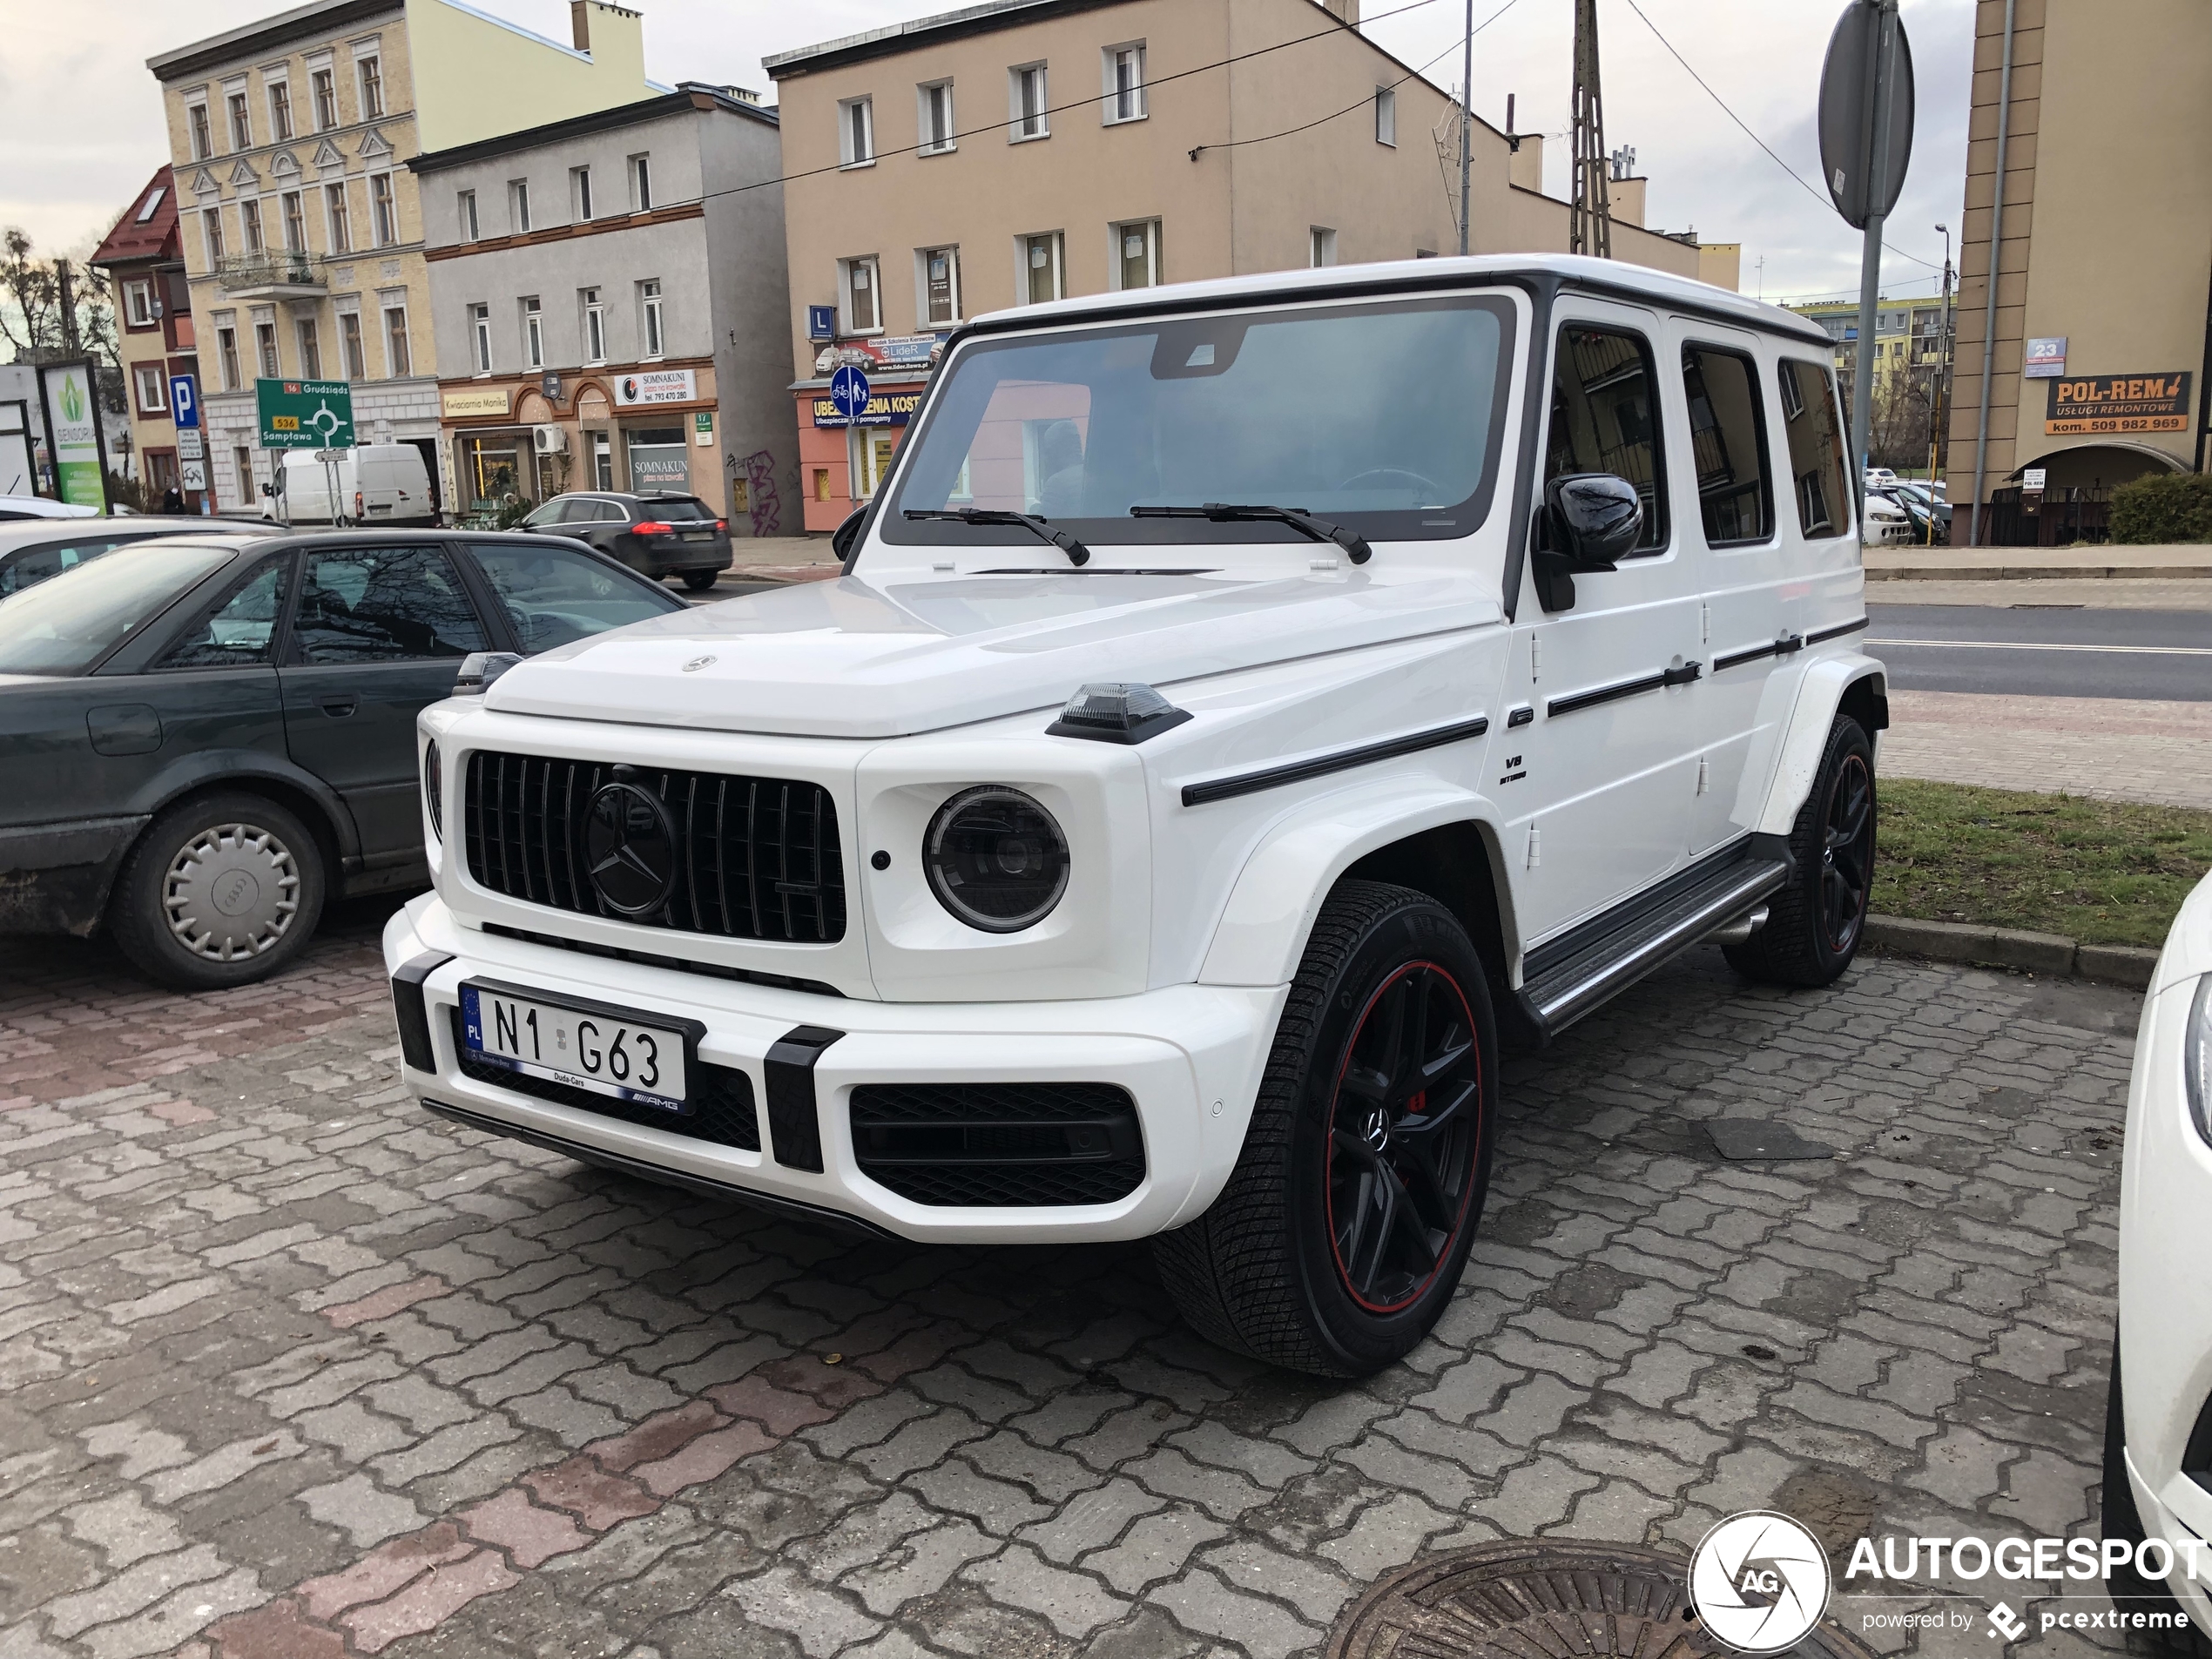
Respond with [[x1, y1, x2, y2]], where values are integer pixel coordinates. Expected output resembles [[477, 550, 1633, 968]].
[[1867, 563, 2212, 582], [1862, 914, 2160, 988]]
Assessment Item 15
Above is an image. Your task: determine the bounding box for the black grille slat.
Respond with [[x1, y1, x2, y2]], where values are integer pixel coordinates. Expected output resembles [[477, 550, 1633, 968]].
[[461, 749, 845, 945], [449, 1008, 759, 1150], [851, 1083, 1146, 1208]]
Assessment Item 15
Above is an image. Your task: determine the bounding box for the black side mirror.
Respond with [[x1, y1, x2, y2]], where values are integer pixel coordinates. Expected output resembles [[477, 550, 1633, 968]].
[[1546, 473, 1644, 567], [830, 506, 868, 567]]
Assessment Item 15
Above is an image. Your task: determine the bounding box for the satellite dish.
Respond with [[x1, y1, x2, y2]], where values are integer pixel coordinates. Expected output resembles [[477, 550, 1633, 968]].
[[1818, 1, 1915, 230]]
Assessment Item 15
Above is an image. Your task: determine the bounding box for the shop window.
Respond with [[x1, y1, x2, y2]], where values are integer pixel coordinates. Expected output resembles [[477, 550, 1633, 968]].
[[626, 426, 688, 494], [850, 427, 898, 500]]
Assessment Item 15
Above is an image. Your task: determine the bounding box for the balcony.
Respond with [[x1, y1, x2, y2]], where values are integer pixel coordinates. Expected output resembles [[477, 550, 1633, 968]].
[[213, 253, 328, 300]]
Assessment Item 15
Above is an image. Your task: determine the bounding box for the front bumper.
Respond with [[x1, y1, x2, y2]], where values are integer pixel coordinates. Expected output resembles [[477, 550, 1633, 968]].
[[383, 894, 1284, 1244]]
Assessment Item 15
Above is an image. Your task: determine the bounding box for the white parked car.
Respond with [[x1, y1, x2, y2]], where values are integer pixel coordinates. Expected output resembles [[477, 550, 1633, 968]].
[[1863, 492, 1914, 546], [2107, 867, 2212, 1637], [0, 494, 98, 521], [385, 254, 1886, 1375]]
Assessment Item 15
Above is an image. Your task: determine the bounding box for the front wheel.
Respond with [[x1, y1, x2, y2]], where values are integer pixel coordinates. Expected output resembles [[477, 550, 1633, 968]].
[[1153, 881, 1498, 1376], [1725, 714, 1874, 988]]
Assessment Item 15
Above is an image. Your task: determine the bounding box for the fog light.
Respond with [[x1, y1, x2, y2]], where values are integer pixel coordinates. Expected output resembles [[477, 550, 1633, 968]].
[[925, 786, 1070, 933]]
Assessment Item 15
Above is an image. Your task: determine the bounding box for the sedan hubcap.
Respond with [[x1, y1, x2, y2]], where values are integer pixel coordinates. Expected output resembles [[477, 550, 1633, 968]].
[[1326, 962, 1483, 1313], [164, 822, 300, 961]]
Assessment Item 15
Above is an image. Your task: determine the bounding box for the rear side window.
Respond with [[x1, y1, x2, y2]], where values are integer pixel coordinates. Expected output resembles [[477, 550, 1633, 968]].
[[1548, 326, 1668, 554], [1777, 359, 1851, 541], [1680, 347, 1772, 546], [293, 545, 488, 662], [463, 540, 684, 652], [158, 556, 293, 670]]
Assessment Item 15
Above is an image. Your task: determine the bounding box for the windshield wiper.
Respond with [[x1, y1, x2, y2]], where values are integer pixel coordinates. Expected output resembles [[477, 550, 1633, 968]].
[[904, 508, 1089, 567], [1131, 502, 1372, 564]]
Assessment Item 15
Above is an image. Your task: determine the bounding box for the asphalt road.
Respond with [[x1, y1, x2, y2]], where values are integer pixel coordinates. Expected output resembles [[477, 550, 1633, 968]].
[[1865, 602, 2212, 700]]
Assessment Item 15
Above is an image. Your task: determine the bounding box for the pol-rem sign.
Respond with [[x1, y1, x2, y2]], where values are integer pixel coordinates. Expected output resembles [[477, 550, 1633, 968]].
[[2044, 371, 2193, 436], [256, 377, 354, 448]]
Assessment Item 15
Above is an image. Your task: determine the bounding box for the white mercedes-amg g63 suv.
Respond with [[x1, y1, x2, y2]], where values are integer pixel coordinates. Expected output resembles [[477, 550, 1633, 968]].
[[387, 254, 1885, 1377]]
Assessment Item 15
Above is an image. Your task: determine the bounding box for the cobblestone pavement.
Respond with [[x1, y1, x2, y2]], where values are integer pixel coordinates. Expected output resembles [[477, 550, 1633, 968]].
[[1883, 690, 2212, 811], [0, 911, 2141, 1659]]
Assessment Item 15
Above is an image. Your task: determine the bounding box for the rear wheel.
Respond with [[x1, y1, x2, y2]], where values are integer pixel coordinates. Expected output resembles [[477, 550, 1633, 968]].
[[1153, 881, 1497, 1376], [110, 792, 327, 991], [681, 570, 719, 592], [1725, 714, 1874, 988]]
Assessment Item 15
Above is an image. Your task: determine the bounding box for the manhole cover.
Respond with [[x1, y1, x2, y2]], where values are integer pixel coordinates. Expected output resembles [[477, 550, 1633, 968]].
[[1325, 1540, 1879, 1659]]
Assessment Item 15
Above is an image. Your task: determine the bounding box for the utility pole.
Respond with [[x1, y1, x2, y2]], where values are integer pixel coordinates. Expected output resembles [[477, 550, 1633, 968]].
[[1457, 0, 1473, 257], [1569, 0, 1610, 259], [55, 259, 80, 357], [1755, 254, 1765, 300], [1847, 0, 1901, 518]]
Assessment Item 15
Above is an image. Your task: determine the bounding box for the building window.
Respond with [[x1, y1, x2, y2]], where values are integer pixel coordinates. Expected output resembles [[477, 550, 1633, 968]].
[[640, 280, 664, 359], [324, 182, 352, 253], [134, 365, 167, 413], [469, 303, 492, 374], [1022, 232, 1064, 305], [234, 445, 255, 507], [581, 287, 606, 364], [571, 166, 593, 222], [509, 179, 531, 233], [1113, 219, 1162, 290], [1310, 226, 1337, 267], [255, 320, 280, 377], [202, 208, 226, 263], [188, 101, 212, 161], [312, 68, 337, 131], [124, 280, 155, 327], [850, 427, 898, 500], [267, 80, 293, 142], [383, 303, 410, 377], [1104, 44, 1146, 124], [339, 311, 365, 379], [921, 246, 961, 327], [240, 199, 265, 256], [1374, 86, 1397, 146], [522, 296, 543, 368], [919, 80, 956, 154], [842, 256, 880, 334], [369, 173, 396, 246], [358, 54, 384, 119], [458, 189, 478, 241], [813, 468, 832, 503], [1010, 64, 1048, 140], [281, 192, 306, 253], [228, 91, 252, 151], [839, 97, 874, 166], [295, 318, 322, 378], [631, 155, 651, 212], [217, 325, 240, 389]]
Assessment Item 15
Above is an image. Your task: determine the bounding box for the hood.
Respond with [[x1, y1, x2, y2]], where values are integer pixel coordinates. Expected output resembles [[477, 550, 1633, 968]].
[[485, 568, 1505, 738]]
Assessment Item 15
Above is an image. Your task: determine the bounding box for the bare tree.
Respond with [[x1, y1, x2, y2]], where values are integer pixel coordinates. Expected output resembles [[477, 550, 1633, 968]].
[[0, 226, 122, 388]]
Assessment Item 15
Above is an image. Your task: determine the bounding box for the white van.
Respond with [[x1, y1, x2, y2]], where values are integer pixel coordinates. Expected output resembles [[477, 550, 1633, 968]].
[[267, 444, 436, 526]]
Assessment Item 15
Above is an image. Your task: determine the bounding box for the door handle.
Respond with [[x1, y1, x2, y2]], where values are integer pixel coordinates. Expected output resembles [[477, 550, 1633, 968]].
[[319, 695, 358, 717]]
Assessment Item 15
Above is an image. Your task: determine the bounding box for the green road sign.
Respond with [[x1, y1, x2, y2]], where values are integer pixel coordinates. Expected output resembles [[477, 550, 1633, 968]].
[[255, 378, 354, 448]]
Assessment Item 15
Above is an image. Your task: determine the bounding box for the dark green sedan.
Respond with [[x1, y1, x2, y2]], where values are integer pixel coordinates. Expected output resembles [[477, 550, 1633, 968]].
[[0, 529, 685, 989]]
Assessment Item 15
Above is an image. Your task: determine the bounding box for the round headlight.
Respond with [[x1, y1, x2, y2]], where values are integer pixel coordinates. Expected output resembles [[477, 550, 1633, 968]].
[[924, 786, 1069, 933], [423, 740, 442, 842]]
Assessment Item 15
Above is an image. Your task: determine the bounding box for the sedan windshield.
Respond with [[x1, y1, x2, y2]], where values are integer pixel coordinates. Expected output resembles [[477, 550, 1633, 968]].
[[885, 293, 1514, 547], [0, 541, 238, 676]]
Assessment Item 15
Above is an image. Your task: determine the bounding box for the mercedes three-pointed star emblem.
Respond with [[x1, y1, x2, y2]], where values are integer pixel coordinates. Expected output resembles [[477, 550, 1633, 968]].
[[582, 781, 678, 916]]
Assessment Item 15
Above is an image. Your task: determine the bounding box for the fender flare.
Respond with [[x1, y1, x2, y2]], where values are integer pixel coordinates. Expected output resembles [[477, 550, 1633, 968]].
[[1757, 653, 1888, 837], [1197, 775, 1503, 988], [125, 751, 364, 862]]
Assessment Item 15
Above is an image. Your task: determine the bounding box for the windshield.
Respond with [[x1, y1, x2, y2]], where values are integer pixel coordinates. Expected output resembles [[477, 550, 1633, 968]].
[[0, 541, 238, 676], [884, 293, 1515, 548]]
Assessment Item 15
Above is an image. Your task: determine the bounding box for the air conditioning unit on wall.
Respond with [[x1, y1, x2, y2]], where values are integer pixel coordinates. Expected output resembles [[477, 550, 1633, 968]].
[[532, 424, 567, 455]]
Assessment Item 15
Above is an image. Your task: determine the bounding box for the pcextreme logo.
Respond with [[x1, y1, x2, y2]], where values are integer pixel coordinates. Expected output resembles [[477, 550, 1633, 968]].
[[1690, 1512, 1832, 1654]]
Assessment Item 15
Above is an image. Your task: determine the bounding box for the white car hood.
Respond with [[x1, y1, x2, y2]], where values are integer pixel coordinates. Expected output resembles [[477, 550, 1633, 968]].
[[485, 568, 1504, 739]]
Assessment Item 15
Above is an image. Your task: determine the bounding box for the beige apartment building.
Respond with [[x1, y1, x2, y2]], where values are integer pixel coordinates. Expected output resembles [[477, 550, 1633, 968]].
[[765, 0, 1723, 531], [1949, 0, 2212, 543], [147, 0, 662, 515]]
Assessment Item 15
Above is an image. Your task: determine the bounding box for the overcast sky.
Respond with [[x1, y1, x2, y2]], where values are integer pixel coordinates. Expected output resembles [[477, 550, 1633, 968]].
[[3, 0, 1970, 307]]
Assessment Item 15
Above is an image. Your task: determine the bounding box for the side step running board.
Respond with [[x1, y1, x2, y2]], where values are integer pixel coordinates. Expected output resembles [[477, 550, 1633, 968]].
[[1521, 855, 1791, 1036]]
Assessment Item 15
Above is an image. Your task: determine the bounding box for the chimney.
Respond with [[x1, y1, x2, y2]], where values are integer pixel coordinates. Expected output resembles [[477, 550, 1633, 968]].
[[1324, 0, 1360, 24], [570, 0, 590, 51]]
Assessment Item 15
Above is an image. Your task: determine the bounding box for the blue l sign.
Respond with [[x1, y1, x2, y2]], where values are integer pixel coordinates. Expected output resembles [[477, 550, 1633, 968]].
[[169, 374, 199, 428], [828, 365, 872, 422]]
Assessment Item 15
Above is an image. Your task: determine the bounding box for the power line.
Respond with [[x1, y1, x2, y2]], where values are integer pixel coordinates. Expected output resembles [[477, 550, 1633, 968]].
[[1614, 0, 1942, 273]]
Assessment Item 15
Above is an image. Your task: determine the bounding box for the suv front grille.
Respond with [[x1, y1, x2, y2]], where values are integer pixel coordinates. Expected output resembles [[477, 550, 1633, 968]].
[[449, 1008, 760, 1150], [463, 750, 846, 944], [851, 1082, 1146, 1207]]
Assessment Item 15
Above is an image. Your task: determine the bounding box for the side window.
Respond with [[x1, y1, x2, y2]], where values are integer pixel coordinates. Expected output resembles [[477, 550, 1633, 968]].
[[158, 556, 293, 670], [463, 541, 679, 653], [293, 546, 488, 663], [519, 500, 571, 529], [1680, 346, 1772, 546], [0, 536, 135, 597], [1547, 325, 1668, 553], [1777, 358, 1851, 541]]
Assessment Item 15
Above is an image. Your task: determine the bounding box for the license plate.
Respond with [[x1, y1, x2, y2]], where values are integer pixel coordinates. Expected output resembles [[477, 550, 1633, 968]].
[[684, 530, 713, 541], [461, 981, 694, 1112]]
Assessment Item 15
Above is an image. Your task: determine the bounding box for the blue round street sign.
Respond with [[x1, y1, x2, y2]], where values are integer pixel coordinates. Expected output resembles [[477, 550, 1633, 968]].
[[828, 364, 872, 422]]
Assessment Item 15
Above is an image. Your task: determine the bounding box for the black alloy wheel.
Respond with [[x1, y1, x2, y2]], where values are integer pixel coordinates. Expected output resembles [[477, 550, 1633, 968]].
[[1724, 713, 1877, 988], [1326, 963, 1483, 1312], [1820, 750, 1874, 954]]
